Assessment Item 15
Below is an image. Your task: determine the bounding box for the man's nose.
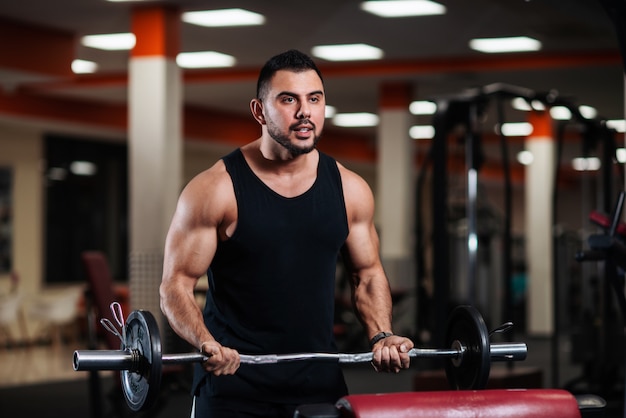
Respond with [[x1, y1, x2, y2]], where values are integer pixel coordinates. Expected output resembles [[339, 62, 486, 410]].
[[296, 103, 311, 119]]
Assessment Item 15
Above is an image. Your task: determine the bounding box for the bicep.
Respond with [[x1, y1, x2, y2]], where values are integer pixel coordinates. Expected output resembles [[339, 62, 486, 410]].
[[343, 218, 380, 276], [341, 170, 382, 277], [162, 171, 227, 290], [163, 207, 217, 285]]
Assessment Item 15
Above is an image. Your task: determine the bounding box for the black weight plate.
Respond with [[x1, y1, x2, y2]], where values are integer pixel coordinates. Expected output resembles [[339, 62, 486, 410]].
[[121, 310, 163, 411], [444, 305, 490, 389]]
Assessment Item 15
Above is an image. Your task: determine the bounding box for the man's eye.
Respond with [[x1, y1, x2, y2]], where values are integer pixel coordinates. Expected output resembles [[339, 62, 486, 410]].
[[282, 97, 295, 103]]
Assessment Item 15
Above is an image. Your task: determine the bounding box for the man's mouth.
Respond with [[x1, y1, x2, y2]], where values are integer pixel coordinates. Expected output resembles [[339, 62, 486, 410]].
[[293, 124, 315, 136]]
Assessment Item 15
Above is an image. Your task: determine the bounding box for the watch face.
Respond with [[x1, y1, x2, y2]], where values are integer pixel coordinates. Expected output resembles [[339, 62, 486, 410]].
[[121, 310, 163, 411]]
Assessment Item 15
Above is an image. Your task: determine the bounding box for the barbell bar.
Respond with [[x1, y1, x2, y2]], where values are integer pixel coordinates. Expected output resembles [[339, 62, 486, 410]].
[[74, 342, 526, 370], [72, 305, 527, 412]]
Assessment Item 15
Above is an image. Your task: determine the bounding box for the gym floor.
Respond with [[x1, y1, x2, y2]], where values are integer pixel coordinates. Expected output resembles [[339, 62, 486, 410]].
[[3, 333, 619, 417]]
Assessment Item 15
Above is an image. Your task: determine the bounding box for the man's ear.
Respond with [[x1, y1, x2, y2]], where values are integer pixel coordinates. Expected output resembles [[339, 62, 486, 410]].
[[250, 99, 265, 125]]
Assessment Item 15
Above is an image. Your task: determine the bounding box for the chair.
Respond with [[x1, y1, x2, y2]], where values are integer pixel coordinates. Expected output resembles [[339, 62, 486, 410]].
[[81, 251, 131, 417], [0, 271, 27, 347], [80, 251, 123, 350], [0, 291, 23, 347], [28, 286, 82, 349]]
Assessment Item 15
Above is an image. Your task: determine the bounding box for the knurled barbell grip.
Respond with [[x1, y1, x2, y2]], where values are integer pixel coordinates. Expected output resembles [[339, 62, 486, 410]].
[[159, 350, 459, 365], [73, 342, 526, 371]]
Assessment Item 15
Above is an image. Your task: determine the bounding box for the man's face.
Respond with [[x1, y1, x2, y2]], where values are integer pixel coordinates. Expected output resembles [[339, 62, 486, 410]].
[[258, 69, 326, 155]]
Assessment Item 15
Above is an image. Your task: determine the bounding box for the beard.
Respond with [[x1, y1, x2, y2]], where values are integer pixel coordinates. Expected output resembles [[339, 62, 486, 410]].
[[267, 119, 321, 156]]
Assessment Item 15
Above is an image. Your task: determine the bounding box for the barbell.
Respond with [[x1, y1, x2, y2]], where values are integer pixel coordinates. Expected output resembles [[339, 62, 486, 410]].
[[72, 305, 527, 412]]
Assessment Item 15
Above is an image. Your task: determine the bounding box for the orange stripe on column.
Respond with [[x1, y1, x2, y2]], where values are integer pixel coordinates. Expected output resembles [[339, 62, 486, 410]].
[[131, 5, 180, 59], [527, 109, 553, 140], [379, 82, 412, 109]]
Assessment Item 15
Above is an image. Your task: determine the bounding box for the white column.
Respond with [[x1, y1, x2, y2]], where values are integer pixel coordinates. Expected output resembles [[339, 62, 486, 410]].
[[525, 110, 555, 335], [128, 6, 182, 326], [129, 58, 181, 253], [376, 82, 415, 335], [377, 82, 414, 290]]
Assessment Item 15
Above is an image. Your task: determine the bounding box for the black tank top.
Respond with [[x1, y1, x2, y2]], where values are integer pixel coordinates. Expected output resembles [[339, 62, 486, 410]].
[[194, 148, 349, 404]]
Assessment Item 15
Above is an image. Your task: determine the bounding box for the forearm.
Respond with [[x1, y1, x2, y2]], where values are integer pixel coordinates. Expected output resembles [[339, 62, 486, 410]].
[[160, 279, 213, 351], [352, 268, 394, 341]]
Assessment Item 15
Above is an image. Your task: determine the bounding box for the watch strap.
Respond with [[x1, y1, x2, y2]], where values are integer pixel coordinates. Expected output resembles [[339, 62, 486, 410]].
[[369, 331, 393, 347]]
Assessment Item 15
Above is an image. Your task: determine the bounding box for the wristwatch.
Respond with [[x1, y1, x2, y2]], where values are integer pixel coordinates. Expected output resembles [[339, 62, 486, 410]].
[[369, 331, 393, 347]]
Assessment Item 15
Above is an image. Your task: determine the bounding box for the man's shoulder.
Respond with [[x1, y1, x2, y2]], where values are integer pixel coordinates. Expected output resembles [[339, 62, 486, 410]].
[[179, 158, 236, 220], [185, 158, 232, 195], [335, 160, 364, 185], [335, 161, 373, 209]]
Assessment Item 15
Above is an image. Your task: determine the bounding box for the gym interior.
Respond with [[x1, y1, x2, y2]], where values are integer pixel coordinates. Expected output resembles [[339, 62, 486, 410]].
[[0, 1, 625, 417]]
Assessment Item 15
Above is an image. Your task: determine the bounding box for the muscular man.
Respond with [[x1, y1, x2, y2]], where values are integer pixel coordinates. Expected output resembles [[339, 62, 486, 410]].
[[160, 49, 413, 418]]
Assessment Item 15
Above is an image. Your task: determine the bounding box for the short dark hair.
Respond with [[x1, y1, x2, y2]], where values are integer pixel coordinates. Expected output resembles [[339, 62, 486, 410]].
[[256, 49, 324, 99]]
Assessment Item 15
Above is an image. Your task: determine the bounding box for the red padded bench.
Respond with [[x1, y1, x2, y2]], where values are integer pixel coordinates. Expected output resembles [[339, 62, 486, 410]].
[[294, 389, 605, 418], [334, 390, 596, 418]]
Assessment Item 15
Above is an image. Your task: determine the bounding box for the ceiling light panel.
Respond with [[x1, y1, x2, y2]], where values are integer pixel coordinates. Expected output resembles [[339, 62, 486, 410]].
[[550, 106, 572, 121], [177, 51, 236, 69], [182, 9, 265, 27], [81, 33, 136, 50], [409, 100, 437, 115], [607, 119, 626, 132], [499, 122, 533, 137], [469, 36, 541, 53], [361, 0, 446, 17], [511, 97, 545, 112], [579, 105, 597, 119], [409, 125, 435, 139], [72, 59, 98, 74], [517, 150, 534, 166], [572, 157, 601, 171], [511, 97, 531, 111], [311, 44, 383, 61], [333, 112, 379, 127]]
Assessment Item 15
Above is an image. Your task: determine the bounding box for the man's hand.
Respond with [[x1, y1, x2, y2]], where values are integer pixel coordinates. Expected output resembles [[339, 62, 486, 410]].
[[370, 335, 414, 373], [200, 340, 241, 376]]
